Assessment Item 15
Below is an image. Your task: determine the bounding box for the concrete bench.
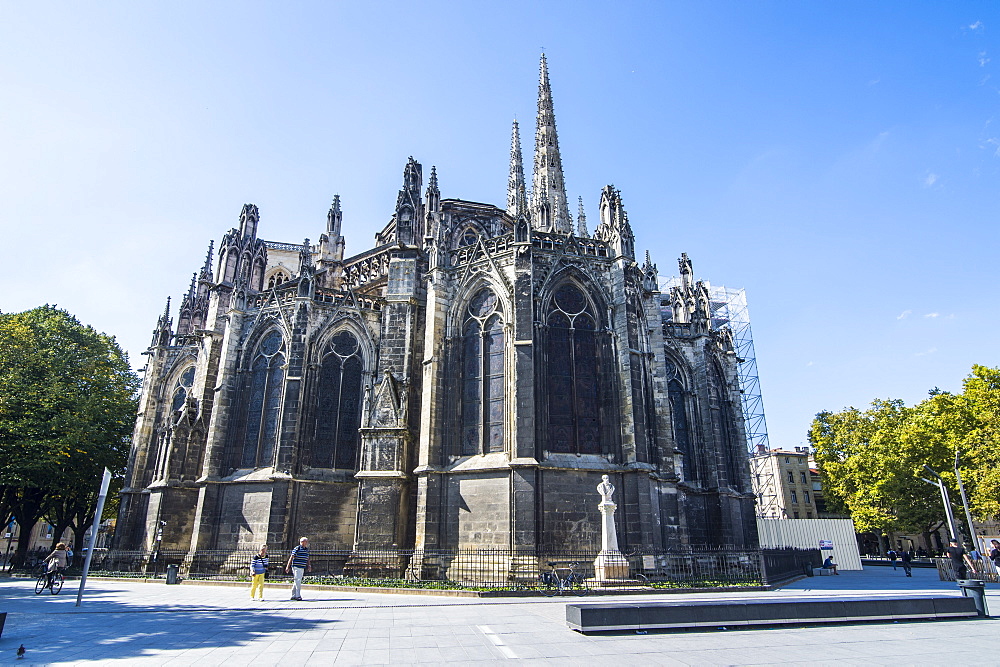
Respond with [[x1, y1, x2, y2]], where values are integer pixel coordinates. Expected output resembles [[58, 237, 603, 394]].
[[566, 595, 979, 633], [813, 568, 835, 576]]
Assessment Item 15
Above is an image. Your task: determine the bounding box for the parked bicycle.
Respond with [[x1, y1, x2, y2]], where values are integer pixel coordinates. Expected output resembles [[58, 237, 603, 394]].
[[538, 561, 589, 597], [35, 568, 64, 595]]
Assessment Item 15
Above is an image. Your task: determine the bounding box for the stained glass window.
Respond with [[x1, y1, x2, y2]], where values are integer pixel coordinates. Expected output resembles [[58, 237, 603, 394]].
[[313, 330, 364, 469], [459, 227, 479, 247], [235, 331, 285, 469], [710, 363, 744, 492], [171, 366, 196, 412], [460, 288, 505, 455], [546, 283, 603, 455]]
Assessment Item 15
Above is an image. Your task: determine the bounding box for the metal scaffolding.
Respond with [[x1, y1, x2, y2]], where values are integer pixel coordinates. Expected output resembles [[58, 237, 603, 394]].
[[659, 279, 779, 517]]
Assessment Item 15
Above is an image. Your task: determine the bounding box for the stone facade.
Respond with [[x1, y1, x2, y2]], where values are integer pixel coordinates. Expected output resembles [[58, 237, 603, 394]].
[[116, 56, 758, 557]]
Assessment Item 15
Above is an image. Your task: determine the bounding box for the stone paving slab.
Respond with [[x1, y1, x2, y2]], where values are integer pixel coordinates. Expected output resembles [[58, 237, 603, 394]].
[[0, 567, 996, 665]]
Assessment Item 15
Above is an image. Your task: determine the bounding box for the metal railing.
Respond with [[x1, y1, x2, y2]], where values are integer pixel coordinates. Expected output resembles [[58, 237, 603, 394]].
[[36, 546, 816, 591]]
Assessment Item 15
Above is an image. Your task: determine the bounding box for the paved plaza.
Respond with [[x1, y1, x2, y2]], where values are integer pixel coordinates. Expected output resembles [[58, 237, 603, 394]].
[[0, 567, 996, 665]]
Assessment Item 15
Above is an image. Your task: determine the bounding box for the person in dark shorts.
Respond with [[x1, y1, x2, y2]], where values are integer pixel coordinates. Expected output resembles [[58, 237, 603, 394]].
[[900, 550, 913, 577], [887, 549, 897, 570]]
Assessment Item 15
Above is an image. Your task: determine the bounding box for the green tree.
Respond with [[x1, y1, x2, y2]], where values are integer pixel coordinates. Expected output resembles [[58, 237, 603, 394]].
[[810, 365, 1000, 552], [959, 365, 1000, 519], [0, 306, 139, 566]]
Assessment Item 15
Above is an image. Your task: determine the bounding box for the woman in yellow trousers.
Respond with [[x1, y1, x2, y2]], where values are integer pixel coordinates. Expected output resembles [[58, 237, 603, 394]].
[[250, 545, 268, 601]]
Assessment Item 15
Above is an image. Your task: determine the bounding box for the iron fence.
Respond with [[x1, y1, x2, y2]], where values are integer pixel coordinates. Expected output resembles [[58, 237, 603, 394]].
[[46, 546, 815, 591]]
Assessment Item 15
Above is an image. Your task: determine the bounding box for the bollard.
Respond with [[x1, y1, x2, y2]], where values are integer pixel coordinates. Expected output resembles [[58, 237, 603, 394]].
[[166, 563, 180, 585], [956, 579, 989, 617]]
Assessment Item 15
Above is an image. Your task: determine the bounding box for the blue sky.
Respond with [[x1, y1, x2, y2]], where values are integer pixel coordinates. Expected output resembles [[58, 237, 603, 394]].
[[1, 2, 998, 449]]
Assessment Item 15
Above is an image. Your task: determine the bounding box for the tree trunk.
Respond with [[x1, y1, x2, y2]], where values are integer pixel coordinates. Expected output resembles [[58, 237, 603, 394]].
[[9, 488, 47, 567]]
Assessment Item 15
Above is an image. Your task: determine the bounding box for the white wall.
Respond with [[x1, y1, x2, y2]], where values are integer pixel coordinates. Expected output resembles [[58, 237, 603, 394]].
[[757, 518, 862, 571]]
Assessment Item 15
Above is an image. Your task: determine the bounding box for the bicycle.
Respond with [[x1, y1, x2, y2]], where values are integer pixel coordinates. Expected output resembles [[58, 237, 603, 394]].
[[35, 568, 64, 595], [538, 561, 589, 597]]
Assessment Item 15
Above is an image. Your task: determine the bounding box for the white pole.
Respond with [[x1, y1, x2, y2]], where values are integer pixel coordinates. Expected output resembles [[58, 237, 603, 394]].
[[76, 468, 112, 607]]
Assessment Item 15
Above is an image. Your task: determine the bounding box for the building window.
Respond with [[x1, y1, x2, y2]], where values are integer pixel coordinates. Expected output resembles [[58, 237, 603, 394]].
[[806, 512, 813, 519], [461, 288, 505, 455], [668, 376, 694, 480], [787, 471, 794, 484], [784, 456, 790, 464], [313, 330, 364, 469], [794, 511, 800, 519], [546, 283, 602, 455], [267, 270, 289, 290], [170, 366, 196, 412], [232, 330, 285, 469], [708, 362, 744, 492], [804, 491, 810, 504], [790, 490, 798, 504], [459, 227, 479, 247], [800, 471, 807, 484]]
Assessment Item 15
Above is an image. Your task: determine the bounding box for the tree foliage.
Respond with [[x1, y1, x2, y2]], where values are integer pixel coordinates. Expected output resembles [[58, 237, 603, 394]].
[[0, 306, 139, 564], [809, 365, 1000, 544]]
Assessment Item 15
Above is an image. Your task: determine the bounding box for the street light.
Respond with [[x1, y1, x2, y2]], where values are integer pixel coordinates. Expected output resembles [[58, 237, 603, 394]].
[[953, 451, 980, 554], [921, 465, 960, 544]]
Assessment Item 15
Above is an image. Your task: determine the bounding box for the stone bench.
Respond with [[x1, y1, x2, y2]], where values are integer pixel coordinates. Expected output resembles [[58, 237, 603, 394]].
[[813, 568, 835, 576], [566, 595, 980, 633]]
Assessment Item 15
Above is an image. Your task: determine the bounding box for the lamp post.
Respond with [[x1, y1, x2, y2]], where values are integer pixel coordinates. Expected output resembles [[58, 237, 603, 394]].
[[921, 465, 960, 544], [953, 451, 979, 553]]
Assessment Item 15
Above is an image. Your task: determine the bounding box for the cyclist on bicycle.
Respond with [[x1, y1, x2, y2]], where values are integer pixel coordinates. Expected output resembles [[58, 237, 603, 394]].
[[43, 542, 68, 587]]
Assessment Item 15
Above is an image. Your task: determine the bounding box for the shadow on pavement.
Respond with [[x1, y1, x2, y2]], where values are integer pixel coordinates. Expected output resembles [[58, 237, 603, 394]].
[[1, 608, 338, 663], [0, 579, 345, 663]]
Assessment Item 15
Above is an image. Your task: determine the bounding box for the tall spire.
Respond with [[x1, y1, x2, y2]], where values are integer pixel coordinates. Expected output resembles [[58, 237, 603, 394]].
[[508, 119, 529, 219], [425, 166, 440, 215], [531, 54, 571, 233], [152, 296, 173, 347], [199, 240, 214, 282], [576, 196, 589, 237], [327, 195, 343, 237]]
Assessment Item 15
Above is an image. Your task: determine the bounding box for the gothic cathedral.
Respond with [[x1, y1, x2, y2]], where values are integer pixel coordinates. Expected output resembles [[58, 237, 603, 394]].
[[117, 56, 758, 557]]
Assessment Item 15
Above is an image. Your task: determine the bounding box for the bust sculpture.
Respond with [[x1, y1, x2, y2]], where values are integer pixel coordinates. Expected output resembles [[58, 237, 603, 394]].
[[597, 474, 615, 504]]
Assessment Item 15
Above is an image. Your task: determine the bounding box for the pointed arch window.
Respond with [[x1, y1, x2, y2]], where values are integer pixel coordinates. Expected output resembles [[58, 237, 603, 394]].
[[313, 330, 364, 469], [171, 366, 196, 412], [546, 283, 601, 454], [459, 228, 479, 247], [234, 331, 285, 469], [665, 358, 696, 481], [709, 362, 745, 492], [461, 288, 505, 455]]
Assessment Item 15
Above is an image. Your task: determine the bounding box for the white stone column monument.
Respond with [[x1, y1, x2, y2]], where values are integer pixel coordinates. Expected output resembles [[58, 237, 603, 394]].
[[593, 474, 630, 581]]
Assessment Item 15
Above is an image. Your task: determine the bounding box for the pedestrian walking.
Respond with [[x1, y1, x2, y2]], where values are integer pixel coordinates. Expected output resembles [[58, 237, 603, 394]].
[[249, 545, 268, 601], [900, 550, 912, 577], [969, 547, 983, 574], [285, 537, 311, 601], [989, 539, 1000, 570], [887, 549, 897, 570], [945, 539, 971, 580]]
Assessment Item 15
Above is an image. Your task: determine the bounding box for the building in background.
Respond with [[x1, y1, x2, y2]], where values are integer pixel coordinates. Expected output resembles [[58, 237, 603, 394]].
[[750, 447, 820, 519], [116, 56, 759, 566]]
